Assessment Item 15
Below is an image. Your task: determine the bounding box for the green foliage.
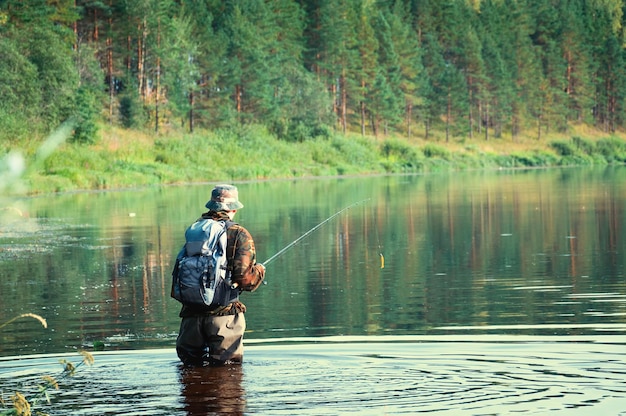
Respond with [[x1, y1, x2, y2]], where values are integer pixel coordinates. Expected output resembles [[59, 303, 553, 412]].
[[270, 118, 332, 142], [119, 94, 142, 129], [550, 140, 578, 157], [3, 0, 626, 142], [571, 136, 595, 155], [0, 36, 42, 141], [0, 108, 33, 143], [71, 87, 100, 144], [380, 138, 424, 171], [330, 135, 378, 167], [550, 136, 626, 165], [491, 150, 560, 167], [7, 125, 626, 196], [596, 137, 626, 162], [422, 144, 451, 160]]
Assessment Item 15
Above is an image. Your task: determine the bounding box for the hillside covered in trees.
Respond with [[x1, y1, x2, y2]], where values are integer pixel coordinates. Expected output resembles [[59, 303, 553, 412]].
[[1, 0, 625, 145]]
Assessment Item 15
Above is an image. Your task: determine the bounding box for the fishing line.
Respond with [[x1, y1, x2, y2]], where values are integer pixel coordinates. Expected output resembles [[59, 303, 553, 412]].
[[263, 198, 370, 266], [373, 206, 384, 269], [231, 199, 369, 289]]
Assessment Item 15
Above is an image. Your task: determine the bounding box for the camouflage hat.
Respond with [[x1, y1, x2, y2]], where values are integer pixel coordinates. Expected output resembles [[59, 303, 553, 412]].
[[205, 184, 244, 211]]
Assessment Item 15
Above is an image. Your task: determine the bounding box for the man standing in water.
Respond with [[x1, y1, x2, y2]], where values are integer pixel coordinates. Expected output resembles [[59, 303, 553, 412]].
[[174, 184, 265, 366]]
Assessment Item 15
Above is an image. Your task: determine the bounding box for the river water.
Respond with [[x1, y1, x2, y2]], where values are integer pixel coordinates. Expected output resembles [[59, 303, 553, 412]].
[[1, 168, 626, 414]]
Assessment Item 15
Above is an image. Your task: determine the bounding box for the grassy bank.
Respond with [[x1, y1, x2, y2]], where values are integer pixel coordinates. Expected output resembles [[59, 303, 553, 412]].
[[3, 123, 626, 196]]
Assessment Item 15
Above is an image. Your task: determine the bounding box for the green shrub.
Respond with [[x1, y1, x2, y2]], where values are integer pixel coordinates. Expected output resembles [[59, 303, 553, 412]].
[[422, 143, 450, 159], [509, 150, 557, 167], [571, 136, 595, 155], [331, 136, 378, 168], [119, 94, 141, 128], [380, 138, 424, 171], [596, 137, 626, 162], [559, 154, 594, 166], [550, 140, 578, 156], [71, 87, 100, 144]]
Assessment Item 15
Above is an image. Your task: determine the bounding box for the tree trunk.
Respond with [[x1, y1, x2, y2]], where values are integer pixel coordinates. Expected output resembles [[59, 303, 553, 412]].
[[468, 78, 473, 139], [406, 102, 412, 139], [340, 71, 347, 134], [73, 0, 77, 47], [477, 100, 482, 134], [606, 67, 613, 132], [537, 101, 542, 141], [512, 109, 519, 142], [359, 77, 365, 136], [371, 113, 377, 137], [106, 5, 113, 122], [93, 8, 99, 41], [484, 101, 489, 141], [155, 17, 161, 133], [189, 91, 194, 133], [360, 100, 366, 136], [138, 18, 148, 102], [330, 81, 338, 128], [235, 84, 242, 114], [446, 88, 451, 142]]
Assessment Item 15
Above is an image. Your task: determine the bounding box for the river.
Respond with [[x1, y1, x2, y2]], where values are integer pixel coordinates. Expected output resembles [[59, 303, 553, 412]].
[[1, 168, 625, 414]]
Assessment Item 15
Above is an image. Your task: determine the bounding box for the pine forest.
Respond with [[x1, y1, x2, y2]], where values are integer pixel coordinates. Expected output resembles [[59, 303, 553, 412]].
[[1, 0, 626, 145]]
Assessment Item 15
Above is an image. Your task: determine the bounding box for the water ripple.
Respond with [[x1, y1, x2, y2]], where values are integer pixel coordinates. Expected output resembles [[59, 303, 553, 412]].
[[1, 337, 625, 415]]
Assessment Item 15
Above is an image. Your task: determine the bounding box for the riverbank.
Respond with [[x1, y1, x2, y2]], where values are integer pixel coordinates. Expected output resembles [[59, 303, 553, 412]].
[[3, 123, 626, 196]]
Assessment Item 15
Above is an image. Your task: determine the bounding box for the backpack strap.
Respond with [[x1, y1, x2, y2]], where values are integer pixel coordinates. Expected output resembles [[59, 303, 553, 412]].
[[222, 220, 237, 273]]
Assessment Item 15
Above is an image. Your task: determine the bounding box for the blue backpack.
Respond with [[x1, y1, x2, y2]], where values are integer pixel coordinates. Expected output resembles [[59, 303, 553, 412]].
[[171, 219, 238, 308]]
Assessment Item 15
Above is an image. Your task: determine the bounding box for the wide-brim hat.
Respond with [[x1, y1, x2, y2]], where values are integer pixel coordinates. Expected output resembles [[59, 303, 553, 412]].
[[205, 184, 244, 211]]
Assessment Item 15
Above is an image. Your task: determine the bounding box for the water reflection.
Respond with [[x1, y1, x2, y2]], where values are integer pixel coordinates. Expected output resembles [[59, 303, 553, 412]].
[[179, 365, 245, 415], [1, 168, 626, 358]]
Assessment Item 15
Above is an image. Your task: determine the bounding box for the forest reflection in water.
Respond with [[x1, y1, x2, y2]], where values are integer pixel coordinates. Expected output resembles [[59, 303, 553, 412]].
[[1, 167, 626, 413], [1, 168, 626, 358]]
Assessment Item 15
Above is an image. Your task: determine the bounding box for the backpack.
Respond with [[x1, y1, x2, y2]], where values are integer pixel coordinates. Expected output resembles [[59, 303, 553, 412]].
[[171, 219, 238, 308]]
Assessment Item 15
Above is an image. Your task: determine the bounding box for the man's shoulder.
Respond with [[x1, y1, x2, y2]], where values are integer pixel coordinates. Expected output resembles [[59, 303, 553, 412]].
[[226, 222, 252, 238]]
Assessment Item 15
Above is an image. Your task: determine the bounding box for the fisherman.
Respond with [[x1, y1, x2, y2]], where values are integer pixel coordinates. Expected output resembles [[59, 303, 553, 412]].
[[175, 184, 265, 366]]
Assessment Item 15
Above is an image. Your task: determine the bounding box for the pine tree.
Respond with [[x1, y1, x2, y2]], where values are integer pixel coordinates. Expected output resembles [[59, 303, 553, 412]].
[[353, 2, 379, 136], [161, 14, 200, 131], [0, 36, 42, 140], [420, 32, 448, 139], [370, 11, 404, 136], [219, 0, 292, 124], [383, 1, 425, 140], [308, 0, 360, 133], [585, 0, 626, 132], [8, 6, 79, 128], [558, 0, 595, 124], [174, 0, 228, 130]]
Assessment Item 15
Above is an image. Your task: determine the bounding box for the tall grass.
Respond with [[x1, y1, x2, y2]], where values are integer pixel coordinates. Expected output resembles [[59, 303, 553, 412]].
[[0, 314, 95, 416], [2, 124, 626, 196]]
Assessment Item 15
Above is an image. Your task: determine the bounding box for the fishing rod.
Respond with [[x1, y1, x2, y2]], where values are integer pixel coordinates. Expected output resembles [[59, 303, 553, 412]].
[[231, 199, 369, 289]]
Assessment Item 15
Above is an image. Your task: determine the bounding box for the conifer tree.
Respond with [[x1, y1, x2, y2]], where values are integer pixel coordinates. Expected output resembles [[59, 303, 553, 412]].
[[585, 0, 626, 131], [558, 0, 595, 124], [420, 32, 448, 139], [309, 0, 360, 133], [381, 1, 426, 139], [354, 2, 379, 136], [370, 11, 404, 136], [219, 0, 303, 126], [174, 0, 229, 130]]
